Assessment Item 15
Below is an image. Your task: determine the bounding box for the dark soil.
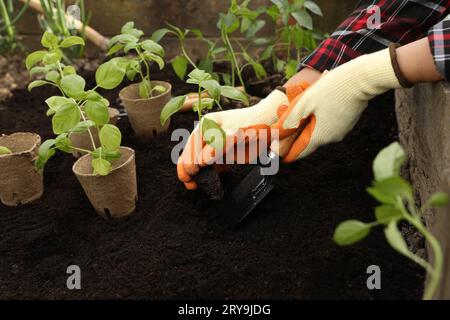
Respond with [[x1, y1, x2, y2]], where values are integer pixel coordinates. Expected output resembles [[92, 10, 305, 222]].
[[0, 64, 424, 300]]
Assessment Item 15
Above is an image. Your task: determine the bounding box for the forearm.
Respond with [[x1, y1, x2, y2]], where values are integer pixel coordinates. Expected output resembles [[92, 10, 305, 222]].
[[397, 37, 444, 84], [284, 67, 322, 88]]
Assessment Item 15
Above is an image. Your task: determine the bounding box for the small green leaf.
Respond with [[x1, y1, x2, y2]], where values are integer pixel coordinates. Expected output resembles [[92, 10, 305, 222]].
[[42, 50, 63, 65], [292, 10, 313, 30], [35, 139, 56, 170], [45, 96, 73, 113], [60, 74, 86, 99], [0, 146, 12, 155], [26, 51, 47, 69], [375, 205, 403, 225], [45, 70, 60, 83], [92, 158, 112, 176], [141, 39, 164, 57], [139, 79, 151, 99], [96, 59, 127, 90], [52, 102, 81, 134], [172, 55, 188, 80], [55, 134, 72, 153], [304, 0, 323, 16], [85, 99, 110, 126], [285, 60, 298, 79], [427, 192, 450, 208], [60, 36, 85, 48], [28, 80, 50, 91], [373, 142, 406, 182], [92, 147, 122, 162], [41, 31, 59, 48], [145, 52, 165, 70], [384, 221, 414, 258], [151, 28, 171, 42], [333, 220, 371, 246], [220, 86, 249, 106], [201, 79, 221, 101], [109, 34, 138, 47], [202, 117, 226, 151], [160, 96, 186, 126], [152, 85, 166, 93], [71, 120, 95, 133], [99, 124, 122, 151], [108, 43, 125, 56], [367, 177, 413, 205], [188, 69, 212, 83], [63, 65, 76, 76]]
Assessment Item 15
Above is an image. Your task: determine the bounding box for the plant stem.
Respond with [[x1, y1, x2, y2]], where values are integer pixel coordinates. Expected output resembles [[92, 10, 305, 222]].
[[180, 39, 197, 69], [197, 84, 203, 121], [0, 0, 14, 42], [223, 30, 245, 89], [71, 146, 92, 154], [136, 47, 152, 98]]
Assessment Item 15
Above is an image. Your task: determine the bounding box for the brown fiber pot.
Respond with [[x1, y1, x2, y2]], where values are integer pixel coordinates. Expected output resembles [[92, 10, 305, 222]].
[[72, 147, 138, 219], [0, 132, 44, 206], [119, 81, 172, 141], [69, 107, 120, 158]]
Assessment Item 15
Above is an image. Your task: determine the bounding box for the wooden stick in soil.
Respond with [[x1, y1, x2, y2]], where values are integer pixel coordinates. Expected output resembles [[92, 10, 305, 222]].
[[19, 0, 108, 51]]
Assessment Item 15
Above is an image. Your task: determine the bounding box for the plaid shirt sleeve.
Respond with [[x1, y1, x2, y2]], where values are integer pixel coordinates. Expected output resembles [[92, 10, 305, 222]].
[[300, 0, 450, 79]]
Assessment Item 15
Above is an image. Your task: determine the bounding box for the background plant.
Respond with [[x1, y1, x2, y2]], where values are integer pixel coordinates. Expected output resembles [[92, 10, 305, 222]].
[[38, 0, 90, 58], [0, 0, 29, 53], [266, 0, 325, 78], [333, 142, 449, 300], [26, 31, 127, 175], [0, 146, 12, 154], [108, 21, 166, 99], [160, 68, 249, 150]]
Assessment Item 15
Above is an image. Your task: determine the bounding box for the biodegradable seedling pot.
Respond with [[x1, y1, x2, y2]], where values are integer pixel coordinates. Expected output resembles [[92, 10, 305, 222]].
[[119, 81, 172, 141], [72, 147, 138, 219], [0, 132, 44, 206], [69, 108, 120, 158]]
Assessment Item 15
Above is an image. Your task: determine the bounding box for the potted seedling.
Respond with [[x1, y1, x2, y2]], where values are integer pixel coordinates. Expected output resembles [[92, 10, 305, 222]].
[[334, 142, 449, 300], [160, 68, 248, 199], [0, 133, 43, 206], [26, 31, 137, 218], [108, 21, 171, 141]]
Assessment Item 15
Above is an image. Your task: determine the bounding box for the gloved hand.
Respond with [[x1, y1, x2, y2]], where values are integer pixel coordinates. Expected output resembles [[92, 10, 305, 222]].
[[279, 45, 410, 162], [177, 84, 309, 190]]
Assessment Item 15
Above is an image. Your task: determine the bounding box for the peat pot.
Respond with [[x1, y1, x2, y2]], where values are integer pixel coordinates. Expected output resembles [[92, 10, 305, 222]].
[[72, 147, 138, 219], [119, 81, 172, 141], [0, 132, 44, 206], [69, 107, 120, 158]]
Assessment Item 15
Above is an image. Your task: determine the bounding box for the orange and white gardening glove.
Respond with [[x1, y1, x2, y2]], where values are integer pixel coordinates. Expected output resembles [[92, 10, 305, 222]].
[[278, 45, 409, 162], [177, 84, 308, 190]]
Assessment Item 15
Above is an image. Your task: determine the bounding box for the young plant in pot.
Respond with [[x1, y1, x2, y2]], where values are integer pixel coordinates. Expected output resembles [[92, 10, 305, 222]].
[[0, 133, 44, 207], [26, 31, 137, 219], [160, 68, 249, 200], [108, 21, 171, 141]]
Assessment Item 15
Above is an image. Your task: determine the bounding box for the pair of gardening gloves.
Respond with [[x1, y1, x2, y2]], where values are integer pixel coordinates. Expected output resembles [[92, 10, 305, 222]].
[[178, 48, 404, 190]]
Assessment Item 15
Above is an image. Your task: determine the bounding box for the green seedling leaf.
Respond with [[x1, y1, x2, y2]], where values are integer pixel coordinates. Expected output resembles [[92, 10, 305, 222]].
[[188, 69, 212, 84], [202, 117, 226, 151], [108, 43, 125, 56], [160, 95, 186, 126], [333, 220, 371, 246], [28, 80, 50, 91], [125, 60, 141, 81], [367, 177, 413, 206], [141, 39, 165, 57], [85, 99, 110, 126], [384, 221, 415, 260], [96, 59, 127, 90], [246, 20, 266, 38], [121, 21, 144, 38], [43, 50, 63, 65], [152, 85, 167, 94], [292, 10, 313, 30], [26, 50, 47, 70], [63, 65, 76, 76], [193, 98, 215, 112], [45, 96, 74, 114], [109, 34, 138, 47], [375, 205, 403, 225], [151, 28, 171, 43], [60, 74, 86, 99], [252, 62, 267, 79], [45, 70, 60, 83], [35, 139, 56, 170], [202, 80, 221, 101], [92, 147, 122, 162], [139, 79, 151, 99], [373, 142, 406, 182], [427, 192, 450, 208], [99, 124, 122, 151], [304, 0, 323, 16], [220, 86, 249, 106], [41, 31, 58, 49], [71, 120, 95, 133], [60, 36, 85, 48], [285, 59, 299, 79], [144, 52, 165, 70], [52, 102, 81, 134], [0, 146, 12, 155], [219, 12, 240, 33], [123, 40, 138, 53], [55, 134, 72, 153], [92, 158, 112, 176], [172, 55, 189, 80], [29, 66, 48, 75]]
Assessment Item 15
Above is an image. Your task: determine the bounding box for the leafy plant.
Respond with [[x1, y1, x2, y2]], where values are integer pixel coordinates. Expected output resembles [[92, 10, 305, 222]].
[[0, 0, 29, 53], [267, 0, 325, 78], [38, 0, 90, 58], [160, 69, 248, 150], [108, 21, 167, 99], [0, 146, 12, 155], [334, 142, 449, 300], [26, 31, 126, 176]]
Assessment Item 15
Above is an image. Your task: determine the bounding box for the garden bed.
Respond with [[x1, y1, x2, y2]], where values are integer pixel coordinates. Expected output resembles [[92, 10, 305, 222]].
[[0, 58, 424, 299]]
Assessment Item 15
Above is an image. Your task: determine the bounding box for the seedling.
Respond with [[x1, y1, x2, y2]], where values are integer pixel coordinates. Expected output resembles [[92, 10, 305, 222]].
[[26, 31, 127, 176], [160, 68, 249, 150], [266, 0, 325, 78], [108, 21, 166, 99], [0, 146, 12, 155], [0, 0, 29, 53], [333, 142, 449, 300]]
